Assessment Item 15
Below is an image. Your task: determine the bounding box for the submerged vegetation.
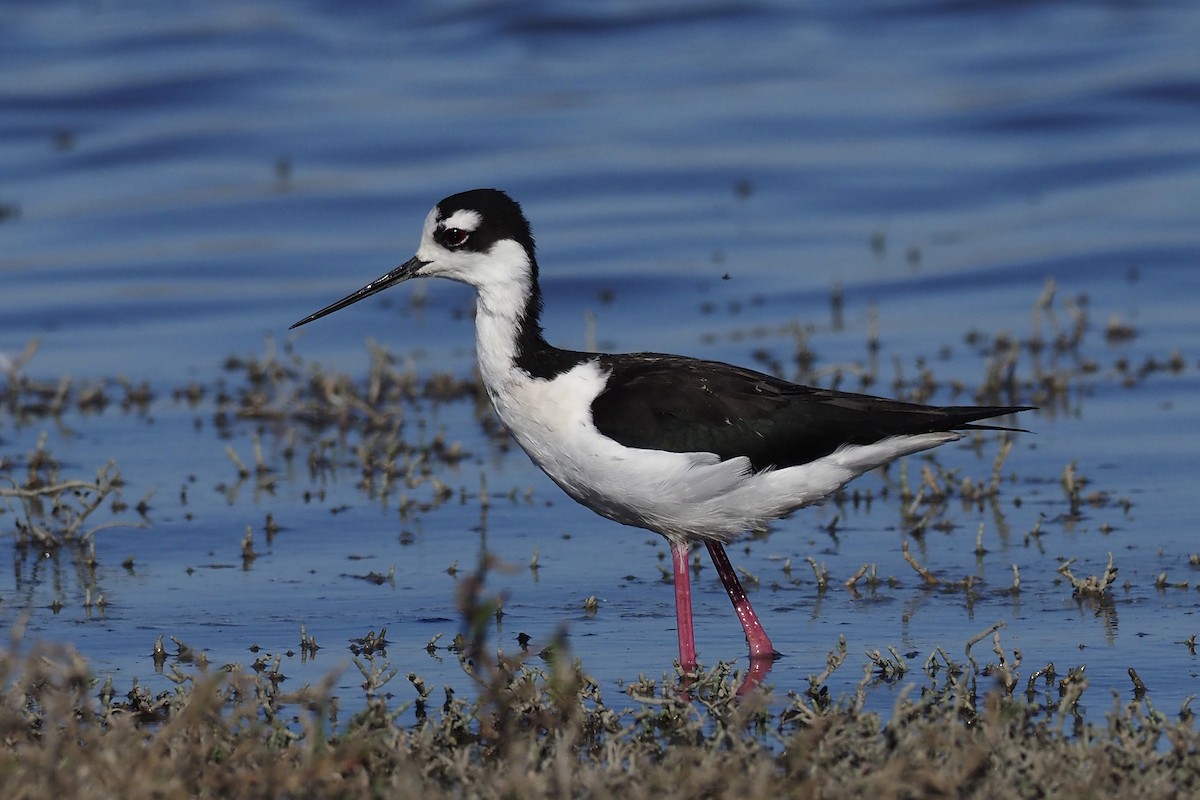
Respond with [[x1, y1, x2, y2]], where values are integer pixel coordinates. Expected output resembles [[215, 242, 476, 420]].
[[2, 592, 1198, 799], [3, 559, 1200, 800], [1, 281, 1197, 796]]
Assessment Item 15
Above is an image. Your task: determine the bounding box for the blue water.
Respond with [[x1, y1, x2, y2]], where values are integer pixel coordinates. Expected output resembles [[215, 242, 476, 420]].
[[2, 0, 1198, 719]]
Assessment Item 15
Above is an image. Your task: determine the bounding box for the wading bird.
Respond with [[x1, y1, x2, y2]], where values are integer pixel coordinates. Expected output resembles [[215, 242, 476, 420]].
[[292, 189, 1029, 676]]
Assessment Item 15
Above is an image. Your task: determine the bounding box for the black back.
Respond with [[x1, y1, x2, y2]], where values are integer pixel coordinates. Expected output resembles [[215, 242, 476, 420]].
[[590, 353, 1029, 471]]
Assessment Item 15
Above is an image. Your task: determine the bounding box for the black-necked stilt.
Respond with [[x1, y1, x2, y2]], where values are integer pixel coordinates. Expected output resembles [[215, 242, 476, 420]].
[[292, 189, 1030, 673]]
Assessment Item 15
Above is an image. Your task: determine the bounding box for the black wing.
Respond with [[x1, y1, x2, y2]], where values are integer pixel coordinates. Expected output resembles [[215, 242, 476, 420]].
[[590, 353, 1030, 471]]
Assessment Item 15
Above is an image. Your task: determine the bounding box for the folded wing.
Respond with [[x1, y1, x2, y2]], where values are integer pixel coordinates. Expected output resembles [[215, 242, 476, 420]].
[[591, 354, 1030, 472]]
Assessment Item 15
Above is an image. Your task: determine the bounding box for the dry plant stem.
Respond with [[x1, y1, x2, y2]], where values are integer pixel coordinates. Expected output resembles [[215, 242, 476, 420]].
[[989, 437, 1014, 494], [844, 563, 871, 589], [901, 540, 940, 585], [1057, 552, 1118, 596], [3, 458, 126, 546], [964, 622, 1007, 693], [225, 446, 251, 479], [966, 622, 1006, 655], [807, 635, 848, 689], [806, 556, 828, 591], [0, 478, 105, 498]]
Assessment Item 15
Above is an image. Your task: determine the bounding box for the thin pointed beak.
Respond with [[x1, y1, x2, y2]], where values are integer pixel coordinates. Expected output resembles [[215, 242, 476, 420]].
[[290, 256, 428, 329]]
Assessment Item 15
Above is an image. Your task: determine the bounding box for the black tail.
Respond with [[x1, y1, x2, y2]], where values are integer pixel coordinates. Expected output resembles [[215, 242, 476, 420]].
[[939, 404, 1035, 434]]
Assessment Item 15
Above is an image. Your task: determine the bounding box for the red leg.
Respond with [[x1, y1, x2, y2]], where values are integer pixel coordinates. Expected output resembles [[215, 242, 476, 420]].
[[671, 541, 697, 671], [705, 541, 778, 661]]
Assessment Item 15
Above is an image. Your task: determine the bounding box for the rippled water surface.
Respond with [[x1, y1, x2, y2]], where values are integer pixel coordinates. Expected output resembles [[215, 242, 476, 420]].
[[2, 1, 1199, 717]]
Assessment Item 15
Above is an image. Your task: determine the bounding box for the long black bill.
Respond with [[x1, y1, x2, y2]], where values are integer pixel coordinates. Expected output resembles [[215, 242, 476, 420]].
[[290, 256, 428, 329]]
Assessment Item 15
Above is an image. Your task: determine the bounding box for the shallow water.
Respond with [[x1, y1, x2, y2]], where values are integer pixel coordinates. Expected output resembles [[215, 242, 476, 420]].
[[2, 0, 1199, 718]]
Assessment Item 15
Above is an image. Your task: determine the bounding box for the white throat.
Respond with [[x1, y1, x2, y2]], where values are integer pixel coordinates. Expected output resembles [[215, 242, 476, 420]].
[[468, 241, 539, 394]]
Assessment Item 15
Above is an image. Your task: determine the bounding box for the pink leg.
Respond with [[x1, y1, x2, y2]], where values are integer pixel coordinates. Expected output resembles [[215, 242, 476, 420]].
[[705, 541, 778, 661], [671, 541, 697, 670]]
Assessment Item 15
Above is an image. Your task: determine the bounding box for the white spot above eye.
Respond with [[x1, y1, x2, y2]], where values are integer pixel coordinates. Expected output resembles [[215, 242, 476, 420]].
[[441, 209, 482, 232]]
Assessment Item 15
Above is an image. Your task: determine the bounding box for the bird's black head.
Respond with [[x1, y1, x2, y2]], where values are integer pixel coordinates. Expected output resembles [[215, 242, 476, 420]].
[[431, 189, 536, 261], [291, 188, 541, 330]]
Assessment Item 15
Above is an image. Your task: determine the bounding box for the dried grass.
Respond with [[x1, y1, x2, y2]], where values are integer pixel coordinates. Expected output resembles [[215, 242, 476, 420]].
[[2, 607, 1198, 800]]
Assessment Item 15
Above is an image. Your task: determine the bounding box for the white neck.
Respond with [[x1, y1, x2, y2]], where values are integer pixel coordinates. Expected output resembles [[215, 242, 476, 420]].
[[469, 245, 539, 394]]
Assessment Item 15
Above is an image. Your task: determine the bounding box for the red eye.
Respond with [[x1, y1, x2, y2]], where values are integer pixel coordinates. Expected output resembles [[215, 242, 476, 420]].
[[442, 227, 469, 248]]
